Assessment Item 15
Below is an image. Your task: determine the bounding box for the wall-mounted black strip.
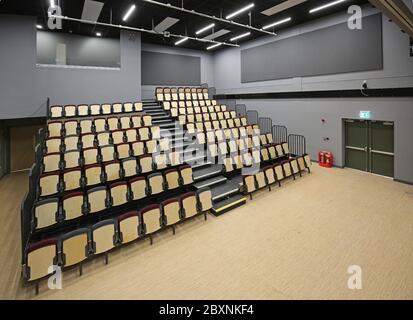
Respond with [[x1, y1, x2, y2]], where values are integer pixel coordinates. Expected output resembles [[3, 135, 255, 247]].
[[214, 87, 413, 100]]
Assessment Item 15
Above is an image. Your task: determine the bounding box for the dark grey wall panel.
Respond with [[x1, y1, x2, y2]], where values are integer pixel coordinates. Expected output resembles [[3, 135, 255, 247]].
[[141, 51, 201, 85], [241, 14, 383, 83]]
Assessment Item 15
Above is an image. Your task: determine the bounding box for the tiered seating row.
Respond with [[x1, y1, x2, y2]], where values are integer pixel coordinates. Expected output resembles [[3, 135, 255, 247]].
[[49, 102, 143, 119], [24, 188, 212, 284], [163, 100, 218, 110], [156, 87, 210, 102], [33, 165, 194, 231]]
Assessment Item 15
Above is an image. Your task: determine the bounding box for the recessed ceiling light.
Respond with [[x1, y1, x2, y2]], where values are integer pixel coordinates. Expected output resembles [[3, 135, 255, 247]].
[[123, 4, 136, 21], [96, 32, 102, 37], [175, 37, 188, 45], [230, 32, 251, 42], [36, 24, 43, 29], [309, 0, 348, 14], [262, 17, 292, 30], [207, 43, 222, 50], [226, 3, 255, 20], [196, 23, 215, 35]]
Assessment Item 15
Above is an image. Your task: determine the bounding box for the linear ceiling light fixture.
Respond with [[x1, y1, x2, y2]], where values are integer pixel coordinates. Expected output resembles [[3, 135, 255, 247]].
[[49, 0, 56, 8], [196, 23, 215, 35], [123, 4, 136, 21], [141, 0, 276, 36], [36, 24, 43, 29], [262, 17, 292, 30], [309, 0, 347, 13], [207, 43, 222, 50], [175, 37, 189, 45], [230, 32, 251, 41], [226, 3, 255, 20], [48, 14, 239, 48]]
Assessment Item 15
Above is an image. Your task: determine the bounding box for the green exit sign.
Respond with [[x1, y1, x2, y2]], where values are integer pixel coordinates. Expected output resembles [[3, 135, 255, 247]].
[[359, 111, 371, 119]]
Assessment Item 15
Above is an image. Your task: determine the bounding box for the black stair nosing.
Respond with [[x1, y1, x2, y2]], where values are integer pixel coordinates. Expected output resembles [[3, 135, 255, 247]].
[[212, 186, 240, 201], [193, 168, 223, 182], [193, 176, 228, 189], [211, 194, 247, 216]]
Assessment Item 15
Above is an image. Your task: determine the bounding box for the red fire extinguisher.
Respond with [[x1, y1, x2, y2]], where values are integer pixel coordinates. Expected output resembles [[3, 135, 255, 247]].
[[318, 151, 325, 165], [319, 151, 333, 168]]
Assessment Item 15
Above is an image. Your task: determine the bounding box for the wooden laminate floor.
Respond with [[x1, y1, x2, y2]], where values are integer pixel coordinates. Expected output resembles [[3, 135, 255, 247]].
[[0, 166, 412, 300]]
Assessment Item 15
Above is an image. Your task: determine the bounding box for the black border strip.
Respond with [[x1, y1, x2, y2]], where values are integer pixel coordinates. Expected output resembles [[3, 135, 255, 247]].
[[214, 87, 413, 100]]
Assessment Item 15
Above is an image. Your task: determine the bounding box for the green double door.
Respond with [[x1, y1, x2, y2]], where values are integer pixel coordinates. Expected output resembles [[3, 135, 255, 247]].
[[344, 119, 394, 177]]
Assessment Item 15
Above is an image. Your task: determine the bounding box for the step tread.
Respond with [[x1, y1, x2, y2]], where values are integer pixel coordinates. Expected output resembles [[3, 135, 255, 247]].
[[193, 175, 227, 189], [212, 194, 247, 213], [211, 181, 241, 201], [193, 165, 223, 181]]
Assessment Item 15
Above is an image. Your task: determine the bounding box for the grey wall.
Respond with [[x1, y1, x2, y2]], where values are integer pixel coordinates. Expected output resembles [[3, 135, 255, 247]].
[[141, 43, 215, 100], [0, 15, 142, 119], [37, 31, 121, 68], [213, 7, 413, 184], [141, 51, 201, 85]]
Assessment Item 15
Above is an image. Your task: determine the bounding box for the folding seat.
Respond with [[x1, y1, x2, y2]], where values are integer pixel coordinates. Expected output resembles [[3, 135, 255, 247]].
[[238, 138, 247, 153], [227, 119, 235, 129], [97, 132, 111, 146], [193, 100, 199, 107], [134, 102, 143, 112], [32, 198, 59, 230], [138, 155, 153, 174], [146, 140, 158, 154], [173, 89, 180, 101], [178, 101, 185, 108], [168, 151, 181, 167], [62, 168, 83, 192], [204, 121, 213, 131], [274, 164, 285, 184], [210, 113, 218, 122], [58, 228, 90, 273], [63, 120, 78, 137], [129, 176, 147, 201], [94, 118, 107, 133], [205, 100, 211, 106], [112, 103, 123, 114], [156, 87, 164, 101], [23, 239, 57, 284], [180, 192, 198, 219], [120, 116, 131, 130], [161, 199, 181, 230], [201, 106, 208, 113], [215, 130, 225, 142], [45, 138, 61, 154], [239, 126, 247, 138], [42, 153, 61, 173], [83, 147, 99, 166], [290, 158, 300, 177], [233, 154, 243, 170], [100, 145, 117, 163], [62, 192, 86, 221], [242, 152, 253, 167], [50, 105, 63, 118], [47, 121, 63, 138], [131, 115, 142, 128], [131, 141, 145, 157], [107, 117, 120, 131], [208, 143, 218, 158], [185, 88, 192, 100], [224, 129, 232, 140], [206, 131, 215, 144], [187, 114, 195, 123], [268, 145, 277, 160], [118, 211, 140, 244], [243, 175, 256, 199], [123, 103, 133, 113], [252, 150, 261, 165], [195, 114, 203, 123], [84, 164, 104, 186], [266, 133, 274, 145], [186, 123, 195, 134], [178, 87, 185, 101], [252, 135, 261, 148], [212, 121, 220, 130], [231, 128, 239, 140], [240, 117, 247, 126], [87, 186, 109, 214], [122, 157, 138, 178], [178, 115, 186, 125], [38, 172, 61, 197], [171, 108, 178, 117], [187, 107, 194, 115], [147, 173, 165, 196], [215, 106, 222, 113], [163, 101, 171, 111], [164, 169, 180, 190], [246, 137, 253, 149], [179, 165, 193, 185], [197, 188, 213, 213], [112, 130, 125, 145], [194, 106, 201, 114], [264, 166, 277, 187], [140, 204, 162, 238], [223, 157, 234, 173], [80, 119, 93, 134], [101, 104, 112, 115], [191, 88, 198, 100], [63, 135, 80, 152], [223, 111, 230, 119], [218, 141, 228, 156], [64, 105, 76, 117], [228, 140, 237, 154], [260, 135, 268, 146], [202, 113, 210, 122], [261, 148, 270, 162], [276, 144, 285, 158], [282, 161, 293, 179], [208, 106, 215, 113], [211, 100, 218, 106], [63, 150, 81, 170], [151, 126, 161, 140], [304, 154, 312, 172], [197, 132, 206, 145], [90, 104, 101, 116], [109, 181, 129, 207], [196, 122, 204, 132], [216, 112, 224, 120], [197, 89, 203, 100], [117, 143, 131, 160], [159, 138, 170, 152], [138, 127, 151, 141], [282, 142, 290, 155], [143, 115, 152, 127], [164, 88, 171, 101], [104, 161, 122, 182], [125, 128, 138, 143], [199, 100, 205, 107], [255, 172, 267, 190], [91, 220, 117, 262], [221, 105, 227, 112]]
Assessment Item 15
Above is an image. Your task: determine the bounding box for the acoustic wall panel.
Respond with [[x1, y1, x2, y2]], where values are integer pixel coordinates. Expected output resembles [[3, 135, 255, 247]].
[[141, 51, 201, 85], [241, 13, 383, 83]]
